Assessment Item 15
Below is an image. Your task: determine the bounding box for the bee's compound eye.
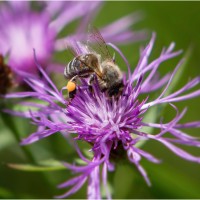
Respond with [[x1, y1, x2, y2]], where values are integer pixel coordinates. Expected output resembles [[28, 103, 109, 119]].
[[66, 81, 76, 92]]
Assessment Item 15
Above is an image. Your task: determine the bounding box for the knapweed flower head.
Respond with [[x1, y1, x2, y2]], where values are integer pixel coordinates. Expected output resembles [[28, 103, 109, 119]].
[[4, 34, 200, 199], [0, 1, 146, 84]]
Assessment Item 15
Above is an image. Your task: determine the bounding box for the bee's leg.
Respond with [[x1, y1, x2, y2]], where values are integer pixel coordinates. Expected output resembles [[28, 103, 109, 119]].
[[69, 76, 89, 93], [88, 73, 95, 85], [88, 73, 95, 92], [70, 75, 78, 82], [69, 88, 77, 99], [67, 75, 78, 99]]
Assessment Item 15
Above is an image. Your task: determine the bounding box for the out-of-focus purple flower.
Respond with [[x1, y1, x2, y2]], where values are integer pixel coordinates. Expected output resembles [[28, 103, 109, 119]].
[[0, 1, 146, 83], [0, 1, 96, 75], [4, 34, 200, 199]]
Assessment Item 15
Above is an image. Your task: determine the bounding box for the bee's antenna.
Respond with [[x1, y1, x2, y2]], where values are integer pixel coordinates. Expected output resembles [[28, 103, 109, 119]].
[[112, 52, 116, 63]]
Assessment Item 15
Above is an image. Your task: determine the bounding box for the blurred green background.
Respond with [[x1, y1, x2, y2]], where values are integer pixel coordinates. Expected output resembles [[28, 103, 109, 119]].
[[1, 1, 200, 199]]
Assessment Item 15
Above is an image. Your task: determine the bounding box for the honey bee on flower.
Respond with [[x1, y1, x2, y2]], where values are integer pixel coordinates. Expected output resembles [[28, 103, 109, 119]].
[[4, 31, 200, 199], [65, 26, 123, 99]]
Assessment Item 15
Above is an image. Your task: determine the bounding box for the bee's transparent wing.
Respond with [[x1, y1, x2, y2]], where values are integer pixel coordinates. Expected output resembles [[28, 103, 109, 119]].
[[66, 39, 82, 57], [87, 26, 113, 62]]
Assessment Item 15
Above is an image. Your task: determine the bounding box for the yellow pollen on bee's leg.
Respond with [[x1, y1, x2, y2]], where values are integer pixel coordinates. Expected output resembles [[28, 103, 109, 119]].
[[66, 81, 76, 92]]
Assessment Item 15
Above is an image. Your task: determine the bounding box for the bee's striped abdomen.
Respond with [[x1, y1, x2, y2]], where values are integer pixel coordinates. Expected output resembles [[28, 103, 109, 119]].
[[64, 56, 93, 79]]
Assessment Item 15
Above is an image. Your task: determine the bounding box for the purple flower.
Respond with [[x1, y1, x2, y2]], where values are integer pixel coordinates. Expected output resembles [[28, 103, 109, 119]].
[[4, 34, 200, 199], [0, 1, 145, 83]]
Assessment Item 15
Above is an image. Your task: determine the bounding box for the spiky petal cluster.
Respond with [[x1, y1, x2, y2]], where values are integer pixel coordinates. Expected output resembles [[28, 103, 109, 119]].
[[4, 34, 200, 199], [0, 1, 145, 81]]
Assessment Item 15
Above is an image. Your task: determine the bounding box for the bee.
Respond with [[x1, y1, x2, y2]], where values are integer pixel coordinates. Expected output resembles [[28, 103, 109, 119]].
[[64, 26, 124, 98]]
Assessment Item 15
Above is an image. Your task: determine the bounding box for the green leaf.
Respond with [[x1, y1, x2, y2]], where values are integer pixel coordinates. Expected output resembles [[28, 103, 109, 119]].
[[11, 99, 48, 112], [74, 158, 87, 165], [0, 128, 16, 150], [7, 159, 66, 172], [0, 187, 14, 198], [148, 162, 200, 198]]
